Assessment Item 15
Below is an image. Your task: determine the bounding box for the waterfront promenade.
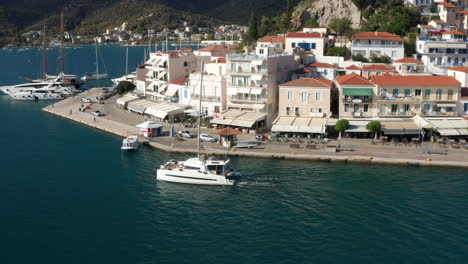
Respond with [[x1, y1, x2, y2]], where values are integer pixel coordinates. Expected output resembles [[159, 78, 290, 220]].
[[43, 88, 468, 168]]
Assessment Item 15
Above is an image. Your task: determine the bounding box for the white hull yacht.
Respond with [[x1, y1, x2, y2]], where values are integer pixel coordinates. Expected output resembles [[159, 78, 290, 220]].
[[121, 135, 139, 151], [10, 88, 63, 100], [157, 157, 239, 186]]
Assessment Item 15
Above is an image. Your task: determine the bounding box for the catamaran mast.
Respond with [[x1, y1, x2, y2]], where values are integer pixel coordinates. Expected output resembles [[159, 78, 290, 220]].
[[43, 24, 47, 79], [197, 62, 204, 159], [59, 11, 64, 73]]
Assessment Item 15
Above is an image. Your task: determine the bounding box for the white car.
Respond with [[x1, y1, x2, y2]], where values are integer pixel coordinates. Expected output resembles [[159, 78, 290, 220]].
[[80, 97, 92, 103], [199, 133, 217, 142], [178, 130, 194, 138]]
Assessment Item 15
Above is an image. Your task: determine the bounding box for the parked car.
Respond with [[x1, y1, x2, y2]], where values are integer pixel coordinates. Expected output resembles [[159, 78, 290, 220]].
[[199, 133, 217, 142], [255, 134, 265, 141], [178, 130, 194, 138], [91, 110, 105, 117], [80, 97, 92, 103]]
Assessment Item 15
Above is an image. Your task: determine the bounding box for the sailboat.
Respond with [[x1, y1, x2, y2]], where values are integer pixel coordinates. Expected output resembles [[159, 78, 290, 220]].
[[156, 62, 241, 186], [81, 41, 108, 81], [112, 47, 136, 85]]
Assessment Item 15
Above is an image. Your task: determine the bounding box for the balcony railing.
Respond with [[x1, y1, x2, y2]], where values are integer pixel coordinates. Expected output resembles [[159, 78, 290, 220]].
[[227, 69, 268, 74], [342, 97, 372, 103], [229, 96, 267, 104], [378, 111, 415, 117], [352, 44, 403, 48], [422, 111, 458, 117], [376, 96, 418, 102]]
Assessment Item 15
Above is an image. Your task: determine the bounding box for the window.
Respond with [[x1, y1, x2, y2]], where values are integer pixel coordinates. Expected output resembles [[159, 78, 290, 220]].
[[423, 104, 431, 112], [392, 88, 399, 97], [292, 43, 296, 48], [183, 89, 188, 99], [448, 89, 453, 100], [391, 50, 397, 58], [294, 107, 300, 116], [318, 108, 323, 113], [424, 89, 431, 99], [259, 49, 264, 54], [310, 108, 315, 113], [316, 91, 322, 101], [344, 104, 349, 112], [403, 104, 410, 112], [286, 107, 291, 115], [436, 89, 442, 100], [380, 104, 387, 114], [391, 104, 399, 113], [288, 91, 293, 99], [311, 43, 316, 50], [363, 104, 369, 112], [415, 89, 421, 96], [301, 92, 308, 103], [404, 89, 411, 97], [184, 62, 189, 67], [381, 88, 387, 96]]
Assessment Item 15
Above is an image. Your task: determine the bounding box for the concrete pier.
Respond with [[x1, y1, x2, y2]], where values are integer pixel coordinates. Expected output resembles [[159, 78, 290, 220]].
[[43, 88, 468, 169]]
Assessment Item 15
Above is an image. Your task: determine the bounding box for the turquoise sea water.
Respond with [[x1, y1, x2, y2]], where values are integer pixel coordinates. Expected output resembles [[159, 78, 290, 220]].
[[0, 46, 467, 263]]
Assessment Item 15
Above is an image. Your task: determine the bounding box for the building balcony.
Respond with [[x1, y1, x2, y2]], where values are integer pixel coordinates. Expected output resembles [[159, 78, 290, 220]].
[[352, 44, 403, 48], [376, 96, 418, 102], [228, 96, 267, 104], [378, 111, 415, 117], [227, 69, 268, 75], [191, 95, 221, 102], [421, 111, 458, 117], [422, 97, 456, 102], [342, 97, 372, 103]]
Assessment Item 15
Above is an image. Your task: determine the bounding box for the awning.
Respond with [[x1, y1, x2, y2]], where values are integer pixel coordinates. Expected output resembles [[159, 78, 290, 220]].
[[165, 85, 179, 97], [238, 87, 251, 94], [158, 84, 168, 93], [343, 88, 372, 96], [116, 93, 139, 106], [271, 116, 330, 134], [231, 119, 255, 128], [382, 121, 420, 135], [136, 121, 163, 129], [436, 103, 456, 107], [210, 110, 266, 128], [227, 88, 238, 95], [438, 128, 460, 136], [127, 99, 158, 114], [457, 129, 468, 135], [250, 88, 264, 95], [144, 102, 186, 119], [345, 120, 370, 133]]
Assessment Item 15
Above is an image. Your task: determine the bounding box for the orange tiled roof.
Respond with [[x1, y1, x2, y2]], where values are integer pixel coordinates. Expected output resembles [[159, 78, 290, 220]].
[[418, 25, 436, 29], [346, 64, 361, 70], [352, 32, 403, 41], [393, 57, 423, 64], [210, 57, 227, 63], [316, 78, 333, 87], [371, 75, 460, 87], [257, 36, 286, 43], [279, 78, 332, 88], [362, 64, 395, 71], [442, 30, 465, 35], [286, 32, 326, 38], [457, 11, 468, 15], [449, 66, 468, 73], [336, 73, 374, 86], [170, 77, 189, 85], [432, 19, 448, 24], [437, 2, 456, 8], [195, 45, 230, 52], [306, 62, 337, 68]]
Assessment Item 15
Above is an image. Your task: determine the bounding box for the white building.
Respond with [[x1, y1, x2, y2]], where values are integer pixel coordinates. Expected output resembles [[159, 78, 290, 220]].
[[437, 2, 457, 25], [305, 62, 337, 81], [285, 32, 328, 56], [351, 32, 405, 61], [416, 30, 468, 75], [447, 66, 468, 115], [183, 58, 228, 116]]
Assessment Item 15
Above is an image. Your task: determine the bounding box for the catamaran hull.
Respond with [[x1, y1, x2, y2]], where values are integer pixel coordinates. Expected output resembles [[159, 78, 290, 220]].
[[157, 169, 234, 186]]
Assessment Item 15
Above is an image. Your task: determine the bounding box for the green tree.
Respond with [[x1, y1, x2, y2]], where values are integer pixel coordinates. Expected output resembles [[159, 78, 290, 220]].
[[429, 2, 437, 13], [366, 121, 382, 140], [404, 32, 417, 57], [117, 81, 136, 95], [206, 33, 215, 40], [304, 17, 319, 28], [246, 11, 259, 45], [335, 119, 350, 139], [325, 47, 348, 57], [258, 16, 272, 37], [352, 53, 368, 62]]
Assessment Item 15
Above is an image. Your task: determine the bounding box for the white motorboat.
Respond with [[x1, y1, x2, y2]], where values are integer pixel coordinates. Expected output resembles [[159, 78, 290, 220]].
[[156, 62, 241, 186], [121, 135, 139, 151], [0, 75, 79, 96], [10, 89, 63, 100]]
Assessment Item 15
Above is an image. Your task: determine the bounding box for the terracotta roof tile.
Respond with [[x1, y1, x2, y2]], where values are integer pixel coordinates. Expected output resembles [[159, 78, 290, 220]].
[[437, 2, 456, 8], [346, 64, 361, 70], [336, 73, 374, 86], [432, 19, 448, 24], [257, 36, 286, 43], [315, 78, 333, 87], [306, 62, 337, 68], [286, 32, 326, 38], [458, 11, 468, 15], [352, 32, 403, 41], [195, 45, 230, 52], [418, 25, 436, 29], [442, 30, 465, 35], [393, 57, 423, 64], [371, 76, 460, 87], [362, 64, 395, 71], [210, 57, 227, 63], [449, 66, 468, 73], [279, 78, 332, 88], [170, 77, 189, 85]]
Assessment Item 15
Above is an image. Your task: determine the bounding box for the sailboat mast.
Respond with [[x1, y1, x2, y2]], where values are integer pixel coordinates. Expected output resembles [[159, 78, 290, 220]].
[[197, 62, 204, 158], [125, 47, 129, 76], [95, 41, 99, 79], [60, 11, 64, 73], [43, 24, 47, 79]]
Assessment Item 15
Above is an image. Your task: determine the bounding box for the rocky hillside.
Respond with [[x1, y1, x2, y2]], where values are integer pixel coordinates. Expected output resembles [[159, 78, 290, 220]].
[[292, 0, 361, 30]]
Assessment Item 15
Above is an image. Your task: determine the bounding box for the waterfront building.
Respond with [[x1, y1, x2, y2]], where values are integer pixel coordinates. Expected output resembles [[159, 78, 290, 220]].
[[428, 19, 452, 31], [416, 30, 468, 75], [165, 77, 189, 102], [193, 45, 235, 58], [183, 58, 227, 116], [405, 0, 434, 8], [460, 87, 468, 115], [393, 57, 428, 75], [285, 32, 328, 56], [210, 51, 296, 128], [351, 32, 404, 61], [140, 50, 198, 99], [336, 73, 377, 119], [371, 75, 461, 117], [447, 66, 468, 115], [292, 67, 314, 80], [361, 64, 396, 79], [256, 36, 286, 51], [457, 11, 468, 31], [304, 62, 337, 80]]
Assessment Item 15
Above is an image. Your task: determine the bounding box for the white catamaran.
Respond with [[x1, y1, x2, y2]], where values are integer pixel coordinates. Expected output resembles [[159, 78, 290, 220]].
[[156, 62, 240, 186]]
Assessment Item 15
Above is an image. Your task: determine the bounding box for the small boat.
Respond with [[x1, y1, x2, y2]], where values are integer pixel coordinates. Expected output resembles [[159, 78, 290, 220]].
[[81, 72, 108, 81], [10, 89, 63, 100], [121, 135, 139, 151]]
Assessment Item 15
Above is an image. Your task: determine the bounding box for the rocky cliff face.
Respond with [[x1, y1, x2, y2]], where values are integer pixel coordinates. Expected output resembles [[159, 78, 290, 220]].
[[292, 0, 361, 30]]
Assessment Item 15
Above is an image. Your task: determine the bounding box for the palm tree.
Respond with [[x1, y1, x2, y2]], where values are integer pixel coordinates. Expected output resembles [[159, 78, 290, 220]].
[[366, 121, 382, 141], [335, 119, 349, 140]]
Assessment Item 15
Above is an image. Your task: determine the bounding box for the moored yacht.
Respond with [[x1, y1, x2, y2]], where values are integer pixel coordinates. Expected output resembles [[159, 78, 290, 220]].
[[10, 88, 63, 100], [121, 135, 139, 151]]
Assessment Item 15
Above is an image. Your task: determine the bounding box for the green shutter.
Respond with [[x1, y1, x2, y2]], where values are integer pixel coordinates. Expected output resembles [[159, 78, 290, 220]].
[[342, 88, 373, 96]]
